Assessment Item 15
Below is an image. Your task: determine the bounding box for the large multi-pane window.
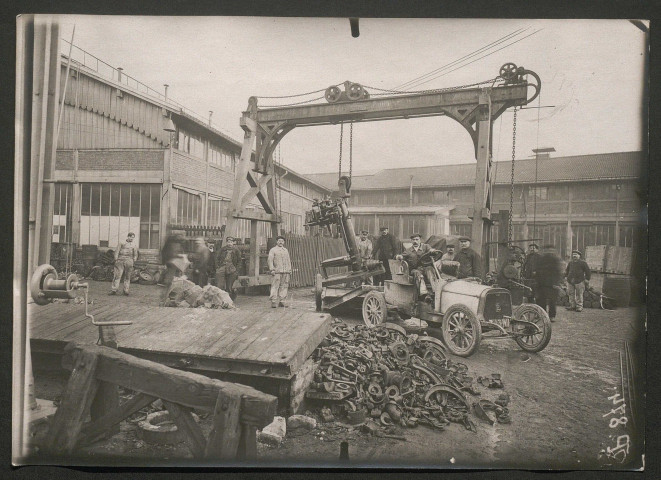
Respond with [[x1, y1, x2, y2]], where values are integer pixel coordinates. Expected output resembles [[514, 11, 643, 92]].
[[175, 188, 203, 225], [403, 215, 427, 239], [352, 215, 376, 236], [177, 128, 204, 159], [80, 183, 160, 249], [209, 145, 235, 171], [52, 183, 73, 243], [207, 197, 230, 226]]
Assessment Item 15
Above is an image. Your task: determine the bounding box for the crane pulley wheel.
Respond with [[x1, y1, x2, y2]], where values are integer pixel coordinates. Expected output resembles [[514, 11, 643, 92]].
[[325, 85, 342, 103], [347, 83, 365, 101], [499, 62, 519, 82]]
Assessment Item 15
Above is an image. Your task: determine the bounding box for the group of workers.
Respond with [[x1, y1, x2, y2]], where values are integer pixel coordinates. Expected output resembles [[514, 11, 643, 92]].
[[108, 228, 592, 319], [109, 231, 292, 309], [521, 243, 591, 320]]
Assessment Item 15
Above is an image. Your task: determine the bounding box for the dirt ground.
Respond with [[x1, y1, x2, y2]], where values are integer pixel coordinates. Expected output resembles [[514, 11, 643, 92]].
[[30, 279, 645, 469]]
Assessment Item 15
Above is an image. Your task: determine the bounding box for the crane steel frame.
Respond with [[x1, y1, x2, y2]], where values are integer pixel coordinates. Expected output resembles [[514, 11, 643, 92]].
[[227, 75, 537, 282]]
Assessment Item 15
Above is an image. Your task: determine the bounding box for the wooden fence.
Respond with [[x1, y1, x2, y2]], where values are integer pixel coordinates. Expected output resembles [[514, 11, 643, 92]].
[[285, 234, 348, 288]]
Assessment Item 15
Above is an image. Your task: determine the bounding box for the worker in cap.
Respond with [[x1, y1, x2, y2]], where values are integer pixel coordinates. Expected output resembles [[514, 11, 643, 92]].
[[357, 229, 373, 284], [190, 237, 211, 287], [522, 243, 541, 302], [373, 225, 399, 285], [396, 233, 437, 298], [110, 232, 138, 296], [454, 236, 483, 280], [268, 235, 292, 307], [534, 244, 563, 321], [216, 236, 241, 301], [565, 249, 591, 312]]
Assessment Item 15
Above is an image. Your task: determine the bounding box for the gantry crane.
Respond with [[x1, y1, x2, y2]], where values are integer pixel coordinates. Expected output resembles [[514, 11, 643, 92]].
[[225, 63, 541, 288]]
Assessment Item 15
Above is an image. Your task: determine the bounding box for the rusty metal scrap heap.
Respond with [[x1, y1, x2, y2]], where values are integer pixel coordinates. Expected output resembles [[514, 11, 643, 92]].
[[308, 322, 511, 432]]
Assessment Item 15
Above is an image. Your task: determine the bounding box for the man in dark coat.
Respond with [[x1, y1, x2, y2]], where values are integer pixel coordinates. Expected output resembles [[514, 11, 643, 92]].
[[372, 226, 399, 285], [522, 243, 541, 301], [565, 249, 591, 312], [216, 236, 242, 300], [534, 244, 563, 321], [396, 233, 438, 297], [454, 236, 483, 280], [190, 237, 211, 287], [160, 233, 186, 305]]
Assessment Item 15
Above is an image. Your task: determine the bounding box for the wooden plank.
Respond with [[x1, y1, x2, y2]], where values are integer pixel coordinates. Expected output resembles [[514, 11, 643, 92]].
[[114, 307, 192, 351], [222, 310, 289, 360], [51, 304, 146, 343], [257, 312, 330, 367], [79, 393, 157, 446], [37, 304, 116, 342], [163, 400, 206, 459], [203, 310, 270, 357], [29, 303, 114, 338], [240, 310, 306, 362], [204, 388, 242, 459], [61, 344, 277, 427], [181, 310, 259, 356], [252, 310, 310, 363], [44, 348, 99, 454], [278, 315, 332, 374]]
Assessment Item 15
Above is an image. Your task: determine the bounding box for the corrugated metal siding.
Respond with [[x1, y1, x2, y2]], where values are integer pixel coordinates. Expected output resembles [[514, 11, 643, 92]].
[[59, 64, 170, 149]]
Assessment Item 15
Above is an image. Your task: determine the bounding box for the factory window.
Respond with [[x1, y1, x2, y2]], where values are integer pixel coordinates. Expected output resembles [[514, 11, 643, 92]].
[[377, 215, 400, 239], [385, 190, 409, 205], [175, 188, 202, 225], [352, 191, 384, 206], [52, 183, 73, 243], [529, 186, 548, 200], [290, 181, 304, 196], [177, 128, 204, 159], [403, 215, 427, 240], [352, 215, 376, 236], [79, 183, 160, 249], [207, 198, 229, 226], [210, 145, 236, 171], [450, 223, 472, 238]]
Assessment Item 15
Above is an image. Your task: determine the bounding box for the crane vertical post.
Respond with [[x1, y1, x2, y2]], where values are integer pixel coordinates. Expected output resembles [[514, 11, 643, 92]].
[[471, 89, 493, 272]]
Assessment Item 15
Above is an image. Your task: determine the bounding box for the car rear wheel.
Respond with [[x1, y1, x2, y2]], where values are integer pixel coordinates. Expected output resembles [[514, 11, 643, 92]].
[[512, 303, 552, 352], [362, 291, 388, 327], [441, 304, 482, 357]]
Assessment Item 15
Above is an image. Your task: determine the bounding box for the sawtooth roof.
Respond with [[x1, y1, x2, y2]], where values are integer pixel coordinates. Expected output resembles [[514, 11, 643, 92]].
[[305, 151, 645, 191]]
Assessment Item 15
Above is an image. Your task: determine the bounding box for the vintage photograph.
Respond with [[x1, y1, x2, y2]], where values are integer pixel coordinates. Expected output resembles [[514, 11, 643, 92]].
[[13, 15, 647, 469]]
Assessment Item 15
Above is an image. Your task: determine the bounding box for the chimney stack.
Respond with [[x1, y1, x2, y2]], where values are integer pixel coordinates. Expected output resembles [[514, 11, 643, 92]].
[[209, 111, 213, 126], [532, 147, 555, 160], [164, 84, 169, 101]]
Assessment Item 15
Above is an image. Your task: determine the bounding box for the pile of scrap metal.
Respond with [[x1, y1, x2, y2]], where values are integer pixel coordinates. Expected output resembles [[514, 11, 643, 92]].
[[306, 322, 511, 433], [86, 250, 165, 285], [163, 277, 235, 309]]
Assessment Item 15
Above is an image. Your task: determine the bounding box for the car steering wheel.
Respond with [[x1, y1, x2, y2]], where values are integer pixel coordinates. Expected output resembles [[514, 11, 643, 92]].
[[419, 249, 443, 267]]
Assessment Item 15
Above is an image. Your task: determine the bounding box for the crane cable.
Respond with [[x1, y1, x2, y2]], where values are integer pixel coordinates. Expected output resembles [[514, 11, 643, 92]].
[[509, 107, 517, 244]]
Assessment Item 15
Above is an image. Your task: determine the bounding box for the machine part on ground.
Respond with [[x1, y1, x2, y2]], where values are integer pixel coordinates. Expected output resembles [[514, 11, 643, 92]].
[[441, 304, 483, 357], [511, 303, 552, 352], [308, 322, 510, 435]]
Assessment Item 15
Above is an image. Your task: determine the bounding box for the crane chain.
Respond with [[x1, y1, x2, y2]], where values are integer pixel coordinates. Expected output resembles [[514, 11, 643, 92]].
[[509, 107, 517, 244], [349, 122, 353, 182], [338, 123, 344, 180]]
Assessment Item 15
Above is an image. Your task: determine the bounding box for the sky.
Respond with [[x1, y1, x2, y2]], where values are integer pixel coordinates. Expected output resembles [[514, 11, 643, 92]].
[[54, 16, 647, 175]]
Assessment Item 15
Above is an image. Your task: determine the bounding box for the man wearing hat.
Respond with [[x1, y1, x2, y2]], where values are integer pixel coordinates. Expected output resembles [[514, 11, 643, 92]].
[[216, 236, 242, 300], [565, 249, 591, 312], [534, 244, 563, 321], [441, 244, 456, 262], [190, 237, 211, 287], [372, 226, 399, 286], [454, 236, 483, 280], [357, 230, 373, 285], [522, 243, 541, 302], [396, 233, 438, 297], [268, 235, 292, 308]]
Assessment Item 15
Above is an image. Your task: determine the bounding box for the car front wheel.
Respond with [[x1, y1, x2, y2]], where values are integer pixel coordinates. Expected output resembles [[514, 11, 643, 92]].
[[441, 304, 482, 357]]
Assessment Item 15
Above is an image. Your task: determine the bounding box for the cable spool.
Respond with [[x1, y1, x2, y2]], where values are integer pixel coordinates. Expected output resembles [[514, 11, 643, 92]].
[[30, 264, 80, 305]]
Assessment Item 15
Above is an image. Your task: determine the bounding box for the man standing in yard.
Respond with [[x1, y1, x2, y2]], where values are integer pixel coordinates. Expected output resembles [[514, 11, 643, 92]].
[[110, 232, 138, 296], [565, 250, 591, 312], [159, 233, 187, 305], [357, 229, 373, 285], [454, 236, 483, 280], [372, 226, 399, 285], [268, 235, 292, 308], [535, 244, 563, 321], [522, 243, 541, 302], [190, 237, 211, 287], [216, 236, 242, 301]]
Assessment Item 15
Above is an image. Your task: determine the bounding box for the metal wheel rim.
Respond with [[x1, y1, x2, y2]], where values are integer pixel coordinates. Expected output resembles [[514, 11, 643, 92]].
[[364, 295, 384, 327], [517, 309, 545, 347], [444, 311, 476, 354]]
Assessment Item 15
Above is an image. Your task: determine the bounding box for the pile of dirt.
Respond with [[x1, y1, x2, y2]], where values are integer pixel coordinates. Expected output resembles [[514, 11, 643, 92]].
[[165, 277, 235, 309]]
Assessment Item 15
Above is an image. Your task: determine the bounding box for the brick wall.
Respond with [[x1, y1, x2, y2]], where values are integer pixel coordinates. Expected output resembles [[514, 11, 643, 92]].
[[208, 165, 235, 198], [171, 151, 207, 190], [56, 150, 164, 171]]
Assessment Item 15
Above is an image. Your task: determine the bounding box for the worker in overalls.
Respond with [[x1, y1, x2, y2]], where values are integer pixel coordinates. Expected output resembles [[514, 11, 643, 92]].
[[110, 232, 138, 296], [268, 235, 292, 308]]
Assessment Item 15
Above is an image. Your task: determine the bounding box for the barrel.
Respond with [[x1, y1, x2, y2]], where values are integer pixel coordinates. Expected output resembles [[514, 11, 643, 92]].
[[603, 275, 632, 307]]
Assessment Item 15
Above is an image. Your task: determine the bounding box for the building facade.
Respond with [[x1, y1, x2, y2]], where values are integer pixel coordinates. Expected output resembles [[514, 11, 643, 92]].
[[51, 44, 329, 257], [306, 151, 645, 259]]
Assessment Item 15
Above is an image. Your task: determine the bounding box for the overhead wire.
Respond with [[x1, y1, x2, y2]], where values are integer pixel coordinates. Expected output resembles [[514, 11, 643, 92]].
[[402, 28, 543, 91], [394, 27, 529, 91]]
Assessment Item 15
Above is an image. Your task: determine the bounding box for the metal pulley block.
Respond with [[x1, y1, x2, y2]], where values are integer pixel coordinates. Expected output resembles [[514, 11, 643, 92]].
[[388, 342, 410, 363], [30, 264, 81, 305]]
